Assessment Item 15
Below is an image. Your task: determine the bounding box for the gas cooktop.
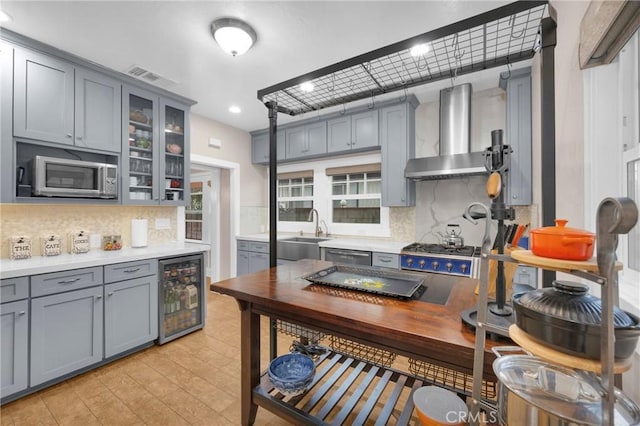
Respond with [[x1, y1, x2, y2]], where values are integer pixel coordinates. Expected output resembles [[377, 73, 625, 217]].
[[400, 243, 480, 278], [401, 243, 480, 257]]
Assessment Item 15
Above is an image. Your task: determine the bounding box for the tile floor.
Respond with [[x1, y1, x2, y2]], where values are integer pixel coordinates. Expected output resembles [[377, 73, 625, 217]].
[[0, 291, 297, 425]]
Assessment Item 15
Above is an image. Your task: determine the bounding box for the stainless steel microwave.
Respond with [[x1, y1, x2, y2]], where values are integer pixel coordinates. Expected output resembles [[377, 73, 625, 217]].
[[32, 156, 118, 199]]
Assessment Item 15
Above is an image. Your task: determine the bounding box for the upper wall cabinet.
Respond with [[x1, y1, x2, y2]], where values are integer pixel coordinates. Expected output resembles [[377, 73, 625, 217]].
[[327, 109, 379, 153], [13, 48, 121, 152], [286, 121, 327, 159], [502, 67, 532, 206], [252, 130, 285, 164], [1, 42, 14, 204], [122, 85, 190, 205], [380, 99, 417, 207]]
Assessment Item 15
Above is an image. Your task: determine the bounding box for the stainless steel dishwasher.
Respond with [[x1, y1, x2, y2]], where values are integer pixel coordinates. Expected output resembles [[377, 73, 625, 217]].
[[324, 248, 372, 266]]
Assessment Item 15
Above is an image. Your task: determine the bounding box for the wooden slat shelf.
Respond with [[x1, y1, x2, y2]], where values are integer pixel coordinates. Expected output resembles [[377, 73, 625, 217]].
[[255, 351, 423, 425], [255, 350, 499, 425]]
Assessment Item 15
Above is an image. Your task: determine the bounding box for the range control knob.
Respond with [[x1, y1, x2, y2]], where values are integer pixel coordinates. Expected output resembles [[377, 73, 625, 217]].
[[419, 259, 426, 268], [431, 261, 439, 270], [446, 262, 453, 272], [406, 258, 413, 266], [460, 264, 468, 274]]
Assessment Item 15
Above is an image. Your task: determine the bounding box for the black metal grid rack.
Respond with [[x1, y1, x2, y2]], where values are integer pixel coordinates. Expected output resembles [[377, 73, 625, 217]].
[[258, 1, 547, 116]]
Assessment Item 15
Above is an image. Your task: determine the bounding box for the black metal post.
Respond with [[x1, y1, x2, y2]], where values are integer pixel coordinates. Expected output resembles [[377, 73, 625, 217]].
[[540, 16, 557, 288], [267, 101, 278, 360]]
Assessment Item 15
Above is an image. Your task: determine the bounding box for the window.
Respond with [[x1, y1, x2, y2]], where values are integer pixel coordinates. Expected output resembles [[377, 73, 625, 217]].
[[328, 163, 381, 224], [186, 181, 203, 240], [278, 171, 313, 222], [275, 154, 389, 237]]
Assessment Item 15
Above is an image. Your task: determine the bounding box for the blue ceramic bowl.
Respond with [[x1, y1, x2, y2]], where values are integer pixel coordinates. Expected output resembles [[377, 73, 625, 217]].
[[268, 353, 316, 396]]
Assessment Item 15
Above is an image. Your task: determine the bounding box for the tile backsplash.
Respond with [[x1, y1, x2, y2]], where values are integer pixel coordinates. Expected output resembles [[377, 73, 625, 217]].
[[0, 204, 177, 258]]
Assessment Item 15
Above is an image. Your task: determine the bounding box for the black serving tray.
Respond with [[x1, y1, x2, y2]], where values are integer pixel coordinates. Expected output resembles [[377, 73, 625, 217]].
[[302, 265, 424, 299]]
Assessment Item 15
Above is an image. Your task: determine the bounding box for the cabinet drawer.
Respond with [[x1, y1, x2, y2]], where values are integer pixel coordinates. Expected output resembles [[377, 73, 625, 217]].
[[372, 252, 400, 269], [31, 266, 103, 297], [249, 242, 269, 253], [1, 276, 29, 303], [237, 240, 250, 251], [105, 259, 158, 283]]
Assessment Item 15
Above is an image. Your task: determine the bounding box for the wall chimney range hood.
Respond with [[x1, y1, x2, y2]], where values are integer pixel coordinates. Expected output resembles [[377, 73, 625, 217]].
[[404, 83, 487, 181]]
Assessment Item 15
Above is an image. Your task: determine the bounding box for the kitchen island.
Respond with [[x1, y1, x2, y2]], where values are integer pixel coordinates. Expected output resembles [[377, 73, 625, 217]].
[[210, 259, 506, 425]]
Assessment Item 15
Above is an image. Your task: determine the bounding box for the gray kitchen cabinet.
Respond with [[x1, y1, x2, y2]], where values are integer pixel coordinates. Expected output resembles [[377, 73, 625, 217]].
[[252, 130, 285, 164], [104, 276, 158, 358], [249, 252, 270, 273], [327, 115, 352, 152], [327, 110, 379, 153], [380, 97, 417, 207], [350, 110, 379, 150], [74, 67, 121, 152], [1, 299, 28, 398], [1, 41, 13, 203], [13, 48, 120, 152], [104, 259, 158, 358], [502, 67, 532, 206], [13, 48, 74, 145], [0, 276, 28, 304], [122, 86, 191, 206], [237, 240, 270, 276], [286, 122, 327, 159], [237, 250, 250, 276], [30, 285, 104, 387]]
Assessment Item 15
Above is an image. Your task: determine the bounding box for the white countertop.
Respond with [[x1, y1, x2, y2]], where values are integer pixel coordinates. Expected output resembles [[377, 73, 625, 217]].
[[237, 233, 410, 254], [0, 242, 210, 279]]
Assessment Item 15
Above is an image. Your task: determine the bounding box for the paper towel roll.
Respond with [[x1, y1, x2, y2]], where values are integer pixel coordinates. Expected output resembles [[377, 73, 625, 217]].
[[131, 219, 148, 248]]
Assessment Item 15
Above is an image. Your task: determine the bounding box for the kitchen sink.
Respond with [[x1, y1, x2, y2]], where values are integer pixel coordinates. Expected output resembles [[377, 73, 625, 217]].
[[277, 237, 331, 261]]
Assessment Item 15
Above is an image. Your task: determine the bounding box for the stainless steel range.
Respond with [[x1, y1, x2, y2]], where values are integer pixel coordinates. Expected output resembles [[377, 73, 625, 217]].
[[400, 243, 480, 278]]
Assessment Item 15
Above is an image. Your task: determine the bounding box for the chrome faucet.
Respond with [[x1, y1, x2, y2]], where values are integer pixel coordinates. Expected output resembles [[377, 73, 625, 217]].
[[308, 208, 321, 237]]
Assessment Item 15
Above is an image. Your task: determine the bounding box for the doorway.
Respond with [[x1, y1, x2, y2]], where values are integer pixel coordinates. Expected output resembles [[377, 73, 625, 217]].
[[184, 155, 240, 283]]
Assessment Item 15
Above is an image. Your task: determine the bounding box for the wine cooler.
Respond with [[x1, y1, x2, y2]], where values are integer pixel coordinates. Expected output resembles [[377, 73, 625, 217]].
[[158, 253, 205, 344]]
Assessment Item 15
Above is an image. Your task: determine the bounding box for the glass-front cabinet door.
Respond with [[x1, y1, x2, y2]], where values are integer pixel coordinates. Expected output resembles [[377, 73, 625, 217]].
[[160, 100, 190, 205], [122, 86, 159, 204]]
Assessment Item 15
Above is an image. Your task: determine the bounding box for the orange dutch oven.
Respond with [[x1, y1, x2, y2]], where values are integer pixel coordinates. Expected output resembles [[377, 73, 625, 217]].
[[529, 219, 596, 261]]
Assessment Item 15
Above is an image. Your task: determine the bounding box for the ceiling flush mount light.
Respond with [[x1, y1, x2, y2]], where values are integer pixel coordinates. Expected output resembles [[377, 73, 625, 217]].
[[211, 17, 257, 56], [229, 105, 241, 114], [299, 81, 314, 92], [410, 43, 430, 57]]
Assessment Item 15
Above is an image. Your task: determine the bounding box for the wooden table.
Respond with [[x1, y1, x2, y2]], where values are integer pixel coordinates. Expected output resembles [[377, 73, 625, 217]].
[[211, 260, 505, 425]]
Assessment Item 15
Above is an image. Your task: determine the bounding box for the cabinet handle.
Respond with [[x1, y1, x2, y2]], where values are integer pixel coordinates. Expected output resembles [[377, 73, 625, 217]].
[[107, 292, 114, 296], [18, 311, 26, 315], [379, 258, 391, 263], [66, 133, 72, 138], [76, 136, 83, 140], [123, 268, 141, 273], [58, 278, 80, 284], [96, 295, 102, 300]]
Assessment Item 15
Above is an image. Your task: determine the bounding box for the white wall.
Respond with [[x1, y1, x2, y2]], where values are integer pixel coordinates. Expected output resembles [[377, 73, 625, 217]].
[[189, 113, 267, 234]]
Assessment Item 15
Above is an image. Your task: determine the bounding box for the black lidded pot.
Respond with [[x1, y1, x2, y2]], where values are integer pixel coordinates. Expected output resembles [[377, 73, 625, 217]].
[[512, 280, 640, 360]]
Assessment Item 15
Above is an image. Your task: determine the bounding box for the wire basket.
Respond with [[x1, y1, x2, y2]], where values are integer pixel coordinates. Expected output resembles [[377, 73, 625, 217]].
[[408, 358, 497, 402], [328, 336, 397, 368], [276, 320, 325, 344]]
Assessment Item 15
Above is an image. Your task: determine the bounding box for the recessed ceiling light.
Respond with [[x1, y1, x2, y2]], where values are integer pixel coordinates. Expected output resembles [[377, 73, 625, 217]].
[[229, 105, 241, 113], [410, 43, 430, 57], [0, 10, 12, 23], [299, 82, 314, 92]]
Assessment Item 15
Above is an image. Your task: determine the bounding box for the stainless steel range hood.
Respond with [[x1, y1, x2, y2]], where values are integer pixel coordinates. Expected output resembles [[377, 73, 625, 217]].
[[405, 83, 487, 181]]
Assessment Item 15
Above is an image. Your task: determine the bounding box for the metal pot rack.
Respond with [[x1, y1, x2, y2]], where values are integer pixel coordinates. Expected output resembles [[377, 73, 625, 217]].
[[258, 0, 559, 286], [469, 197, 639, 425]]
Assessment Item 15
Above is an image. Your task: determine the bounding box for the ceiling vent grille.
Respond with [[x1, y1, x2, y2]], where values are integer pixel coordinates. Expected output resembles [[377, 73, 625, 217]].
[[125, 65, 177, 88]]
